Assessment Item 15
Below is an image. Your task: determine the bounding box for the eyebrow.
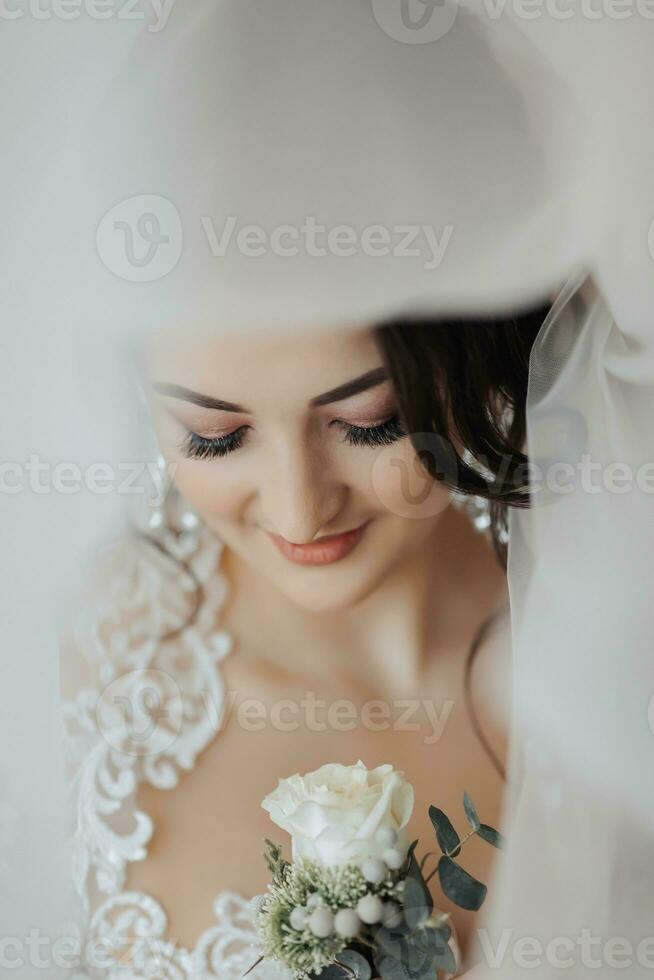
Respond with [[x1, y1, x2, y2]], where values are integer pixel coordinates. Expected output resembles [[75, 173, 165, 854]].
[[151, 382, 245, 413], [310, 367, 388, 406], [152, 367, 389, 413]]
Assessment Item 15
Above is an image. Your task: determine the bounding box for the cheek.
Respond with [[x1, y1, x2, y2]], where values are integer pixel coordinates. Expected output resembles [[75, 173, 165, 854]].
[[369, 439, 451, 521], [171, 458, 251, 524]]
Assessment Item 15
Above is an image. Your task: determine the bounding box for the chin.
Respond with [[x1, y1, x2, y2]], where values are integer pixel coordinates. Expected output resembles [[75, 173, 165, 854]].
[[275, 564, 390, 614]]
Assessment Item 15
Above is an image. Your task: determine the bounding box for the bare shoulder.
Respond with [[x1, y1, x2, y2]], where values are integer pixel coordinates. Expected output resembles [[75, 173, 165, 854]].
[[467, 606, 512, 770]]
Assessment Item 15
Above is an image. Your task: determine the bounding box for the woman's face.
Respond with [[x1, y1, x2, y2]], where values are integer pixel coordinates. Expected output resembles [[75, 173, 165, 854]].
[[146, 326, 449, 612]]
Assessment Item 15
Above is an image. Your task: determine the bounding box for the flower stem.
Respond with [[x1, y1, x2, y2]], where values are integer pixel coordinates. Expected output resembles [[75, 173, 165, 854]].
[[424, 829, 477, 883]]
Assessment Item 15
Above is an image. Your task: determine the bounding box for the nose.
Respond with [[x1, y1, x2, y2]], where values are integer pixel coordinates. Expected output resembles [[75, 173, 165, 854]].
[[258, 437, 346, 544]]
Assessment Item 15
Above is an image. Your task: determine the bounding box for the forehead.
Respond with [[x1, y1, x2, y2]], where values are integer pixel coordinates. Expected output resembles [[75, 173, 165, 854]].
[[145, 324, 383, 402]]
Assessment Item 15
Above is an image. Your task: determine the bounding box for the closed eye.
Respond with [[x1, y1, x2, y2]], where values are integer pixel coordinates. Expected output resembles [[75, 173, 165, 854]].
[[179, 414, 405, 460], [333, 415, 405, 447], [181, 426, 250, 459]]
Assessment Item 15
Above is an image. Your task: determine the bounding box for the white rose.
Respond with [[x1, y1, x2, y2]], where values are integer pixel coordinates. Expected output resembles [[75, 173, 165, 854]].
[[261, 760, 415, 868]]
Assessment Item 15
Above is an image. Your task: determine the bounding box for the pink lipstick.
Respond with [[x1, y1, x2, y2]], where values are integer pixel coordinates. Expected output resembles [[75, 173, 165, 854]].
[[267, 523, 368, 566]]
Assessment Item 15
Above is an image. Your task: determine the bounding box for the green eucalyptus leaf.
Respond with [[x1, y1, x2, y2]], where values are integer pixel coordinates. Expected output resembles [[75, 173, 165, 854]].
[[418, 924, 455, 972], [432, 941, 457, 975], [477, 823, 505, 849], [374, 937, 435, 980], [428, 806, 461, 858], [408, 851, 431, 886], [315, 949, 372, 980], [337, 949, 372, 980], [437, 856, 487, 911], [403, 839, 420, 870], [373, 936, 406, 961], [375, 954, 413, 980], [407, 936, 434, 971], [403, 875, 432, 928], [426, 919, 452, 944], [373, 920, 458, 980], [374, 921, 411, 956], [413, 927, 442, 958], [430, 925, 453, 952], [462, 792, 480, 832], [313, 966, 345, 980]]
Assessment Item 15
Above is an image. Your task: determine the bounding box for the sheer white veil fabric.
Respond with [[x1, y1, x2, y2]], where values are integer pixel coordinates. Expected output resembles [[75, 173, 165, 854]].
[[2, 2, 653, 976], [488, 273, 654, 977]]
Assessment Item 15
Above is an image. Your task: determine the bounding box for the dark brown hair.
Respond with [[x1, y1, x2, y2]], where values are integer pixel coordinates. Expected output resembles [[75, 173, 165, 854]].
[[374, 303, 550, 564], [375, 304, 550, 780]]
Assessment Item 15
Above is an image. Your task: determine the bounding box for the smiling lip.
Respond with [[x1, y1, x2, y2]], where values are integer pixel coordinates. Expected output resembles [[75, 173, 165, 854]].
[[267, 523, 369, 566]]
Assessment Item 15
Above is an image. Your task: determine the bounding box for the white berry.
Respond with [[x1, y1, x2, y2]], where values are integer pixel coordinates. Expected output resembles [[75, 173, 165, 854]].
[[334, 908, 361, 938], [309, 906, 334, 938], [382, 847, 404, 870], [382, 901, 403, 928], [306, 893, 323, 909], [362, 858, 386, 884], [375, 826, 398, 849], [290, 907, 308, 931], [357, 894, 385, 924]]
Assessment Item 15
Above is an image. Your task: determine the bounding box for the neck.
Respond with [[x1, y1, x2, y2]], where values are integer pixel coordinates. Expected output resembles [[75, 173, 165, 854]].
[[221, 507, 506, 700]]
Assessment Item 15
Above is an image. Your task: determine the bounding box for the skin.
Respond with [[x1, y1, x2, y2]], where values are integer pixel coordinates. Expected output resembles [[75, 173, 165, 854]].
[[147, 326, 456, 618], [73, 325, 512, 969]]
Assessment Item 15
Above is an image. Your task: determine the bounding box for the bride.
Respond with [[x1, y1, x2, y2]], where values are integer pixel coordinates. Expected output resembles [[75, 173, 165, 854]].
[[51, 0, 654, 976], [60, 304, 548, 978], [3, 0, 649, 972]]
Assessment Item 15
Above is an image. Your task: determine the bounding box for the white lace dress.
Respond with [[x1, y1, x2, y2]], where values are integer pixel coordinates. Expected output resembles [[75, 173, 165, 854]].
[[62, 523, 289, 980], [63, 522, 460, 980]]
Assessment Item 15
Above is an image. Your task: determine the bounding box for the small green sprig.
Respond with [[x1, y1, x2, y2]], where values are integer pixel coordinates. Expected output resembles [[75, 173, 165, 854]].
[[425, 791, 504, 912], [263, 837, 291, 886]]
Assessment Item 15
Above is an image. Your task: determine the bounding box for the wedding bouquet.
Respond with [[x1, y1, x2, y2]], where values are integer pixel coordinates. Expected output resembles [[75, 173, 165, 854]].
[[249, 760, 503, 980]]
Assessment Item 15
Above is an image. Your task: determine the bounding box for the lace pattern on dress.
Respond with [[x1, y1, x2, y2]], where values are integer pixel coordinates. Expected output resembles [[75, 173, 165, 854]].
[[62, 525, 286, 978]]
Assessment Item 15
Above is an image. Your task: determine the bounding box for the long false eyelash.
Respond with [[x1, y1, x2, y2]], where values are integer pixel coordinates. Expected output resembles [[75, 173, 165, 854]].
[[181, 427, 249, 459], [181, 415, 406, 460], [337, 414, 406, 448]]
